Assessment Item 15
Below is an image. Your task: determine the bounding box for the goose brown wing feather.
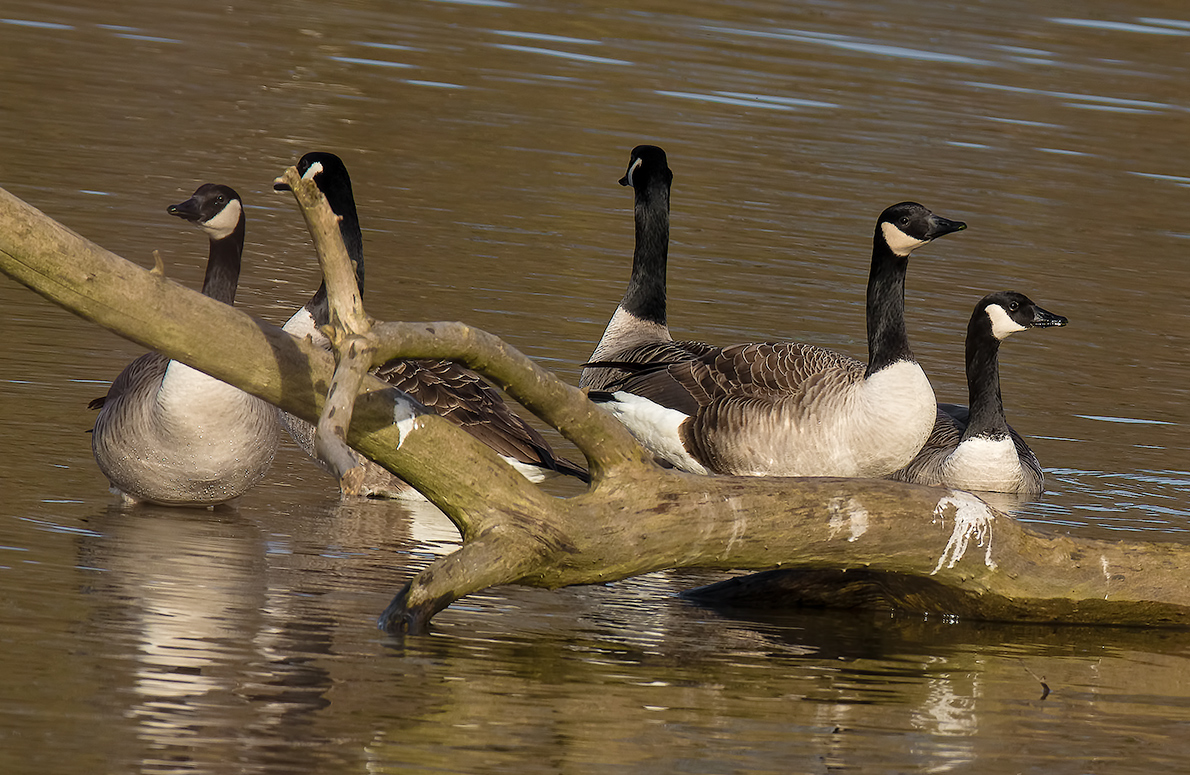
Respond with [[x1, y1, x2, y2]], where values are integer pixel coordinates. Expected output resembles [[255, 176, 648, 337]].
[[373, 358, 588, 481], [684, 343, 862, 399], [1014, 432, 1044, 488], [614, 342, 865, 414], [938, 402, 970, 427], [88, 353, 169, 413], [679, 393, 787, 473], [581, 338, 717, 392]]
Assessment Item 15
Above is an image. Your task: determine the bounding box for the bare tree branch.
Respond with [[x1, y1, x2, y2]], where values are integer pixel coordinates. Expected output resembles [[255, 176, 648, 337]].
[[5, 183, 1190, 636]]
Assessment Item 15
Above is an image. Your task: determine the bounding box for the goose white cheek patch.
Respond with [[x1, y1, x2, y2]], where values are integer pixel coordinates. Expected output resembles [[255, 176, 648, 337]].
[[200, 199, 242, 240], [625, 156, 643, 187], [880, 221, 929, 256], [302, 160, 325, 181], [985, 303, 1028, 340]]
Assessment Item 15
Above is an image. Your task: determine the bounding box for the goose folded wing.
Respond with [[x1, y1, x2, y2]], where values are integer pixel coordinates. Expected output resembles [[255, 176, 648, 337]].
[[888, 407, 966, 485], [610, 342, 865, 412], [89, 353, 169, 411], [372, 358, 587, 480], [580, 338, 720, 393]]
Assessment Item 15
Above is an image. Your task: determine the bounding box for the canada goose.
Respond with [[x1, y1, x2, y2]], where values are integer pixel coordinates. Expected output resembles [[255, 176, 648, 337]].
[[889, 290, 1067, 494], [89, 184, 280, 506], [589, 202, 966, 478], [580, 145, 715, 392], [276, 152, 588, 497]]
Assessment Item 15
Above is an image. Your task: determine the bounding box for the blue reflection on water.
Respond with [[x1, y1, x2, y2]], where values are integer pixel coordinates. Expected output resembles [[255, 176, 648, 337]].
[[1050, 17, 1190, 36]]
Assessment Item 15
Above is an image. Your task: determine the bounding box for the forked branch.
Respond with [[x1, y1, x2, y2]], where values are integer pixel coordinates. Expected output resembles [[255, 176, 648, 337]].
[[4, 183, 1190, 636]]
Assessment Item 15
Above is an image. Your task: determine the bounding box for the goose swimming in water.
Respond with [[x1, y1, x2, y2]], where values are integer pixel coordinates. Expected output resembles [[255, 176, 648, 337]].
[[589, 202, 966, 478], [276, 152, 588, 497], [89, 184, 280, 506], [580, 145, 715, 392], [889, 290, 1067, 494]]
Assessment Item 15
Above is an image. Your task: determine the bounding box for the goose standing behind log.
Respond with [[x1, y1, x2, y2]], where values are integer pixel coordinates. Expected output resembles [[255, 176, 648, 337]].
[[580, 145, 716, 392], [889, 290, 1067, 494], [589, 202, 966, 478], [276, 152, 588, 498], [89, 184, 280, 506]]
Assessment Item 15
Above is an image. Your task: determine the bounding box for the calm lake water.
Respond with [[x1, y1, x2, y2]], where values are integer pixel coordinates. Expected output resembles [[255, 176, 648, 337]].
[[2, 0, 1190, 772]]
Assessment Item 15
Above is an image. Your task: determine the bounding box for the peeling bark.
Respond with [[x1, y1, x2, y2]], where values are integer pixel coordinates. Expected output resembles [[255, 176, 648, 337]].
[[3, 182, 1190, 635]]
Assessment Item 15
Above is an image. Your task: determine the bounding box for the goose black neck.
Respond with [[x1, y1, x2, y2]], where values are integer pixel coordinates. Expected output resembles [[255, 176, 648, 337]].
[[864, 234, 914, 376], [962, 321, 1010, 440], [620, 179, 670, 327], [337, 205, 364, 295], [200, 218, 245, 306], [306, 193, 365, 328]]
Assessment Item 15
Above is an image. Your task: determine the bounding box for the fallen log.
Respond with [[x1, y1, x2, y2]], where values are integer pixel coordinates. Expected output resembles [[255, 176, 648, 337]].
[[3, 179, 1189, 635]]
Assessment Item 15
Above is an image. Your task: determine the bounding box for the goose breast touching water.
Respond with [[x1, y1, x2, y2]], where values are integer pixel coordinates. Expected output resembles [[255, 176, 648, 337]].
[[590, 202, 966, 478], [889, 290, 1067, 495], [89, 184, 280, 506], [276, 152, 587, 498]]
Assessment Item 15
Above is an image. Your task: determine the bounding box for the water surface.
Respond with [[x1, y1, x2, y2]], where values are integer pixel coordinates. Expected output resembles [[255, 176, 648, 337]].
[[2, 0, 1190, 772]]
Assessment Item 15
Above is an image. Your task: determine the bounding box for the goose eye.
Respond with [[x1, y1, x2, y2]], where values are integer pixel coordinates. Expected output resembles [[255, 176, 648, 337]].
[[1009, 302, 1019, 311], [899, 216, 910, 226]]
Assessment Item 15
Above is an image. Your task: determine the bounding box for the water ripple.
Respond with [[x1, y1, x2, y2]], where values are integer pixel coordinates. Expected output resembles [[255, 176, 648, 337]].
[[966, 81, 1185, 113], [491, 43, 631, 66], [704, 24, 990, 66], [427, 0, 517, 7], [1050, 17, 1190, 36], [1130, 171, 1190, 188], [404, 79, 466, 90], [0, 17, 72, 30], [329, 56, 416, 69], [17, 516, 102, 538], [114, 33, 182, 44], [492, 30, 601, 46], [1075, 414, 1177, 426], [1138, 17, 1190, 30], [658, 90, 793, 111], [714, 91, 839, 109], [358, 41, 418, 52]]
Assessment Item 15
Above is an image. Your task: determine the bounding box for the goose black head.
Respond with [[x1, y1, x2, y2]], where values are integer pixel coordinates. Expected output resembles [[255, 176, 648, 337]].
[[274, 150, 365, 293], [620, 145, 673, 191], [274, 151, 357, 214], [167, 183, 244, 241], [877, 201, 967, 257], [977, 290, 1068, 341]]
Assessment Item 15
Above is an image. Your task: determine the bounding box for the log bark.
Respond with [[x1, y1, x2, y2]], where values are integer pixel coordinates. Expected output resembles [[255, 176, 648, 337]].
[[3, 181, 1190, 635], [276, 166, 372, 493]]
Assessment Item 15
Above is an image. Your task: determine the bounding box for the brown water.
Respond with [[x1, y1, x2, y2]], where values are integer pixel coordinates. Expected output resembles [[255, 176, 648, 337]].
[[2, 0, 1190, 772]]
